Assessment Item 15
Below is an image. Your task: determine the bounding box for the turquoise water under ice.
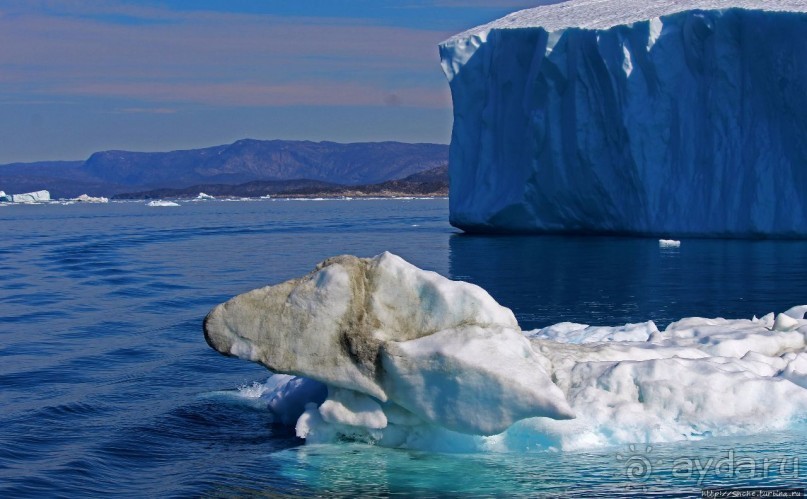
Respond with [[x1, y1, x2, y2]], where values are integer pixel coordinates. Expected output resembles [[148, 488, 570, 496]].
[[1, 199, 805, 497]]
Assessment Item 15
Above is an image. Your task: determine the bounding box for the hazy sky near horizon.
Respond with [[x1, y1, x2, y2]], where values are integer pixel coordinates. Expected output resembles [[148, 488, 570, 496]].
[[0, 0, 546, 164]]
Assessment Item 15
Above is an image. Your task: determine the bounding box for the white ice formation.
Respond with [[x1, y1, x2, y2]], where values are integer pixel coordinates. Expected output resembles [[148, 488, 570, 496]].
[[440, 0, 807, 237], [146, 200, 180, 207], [74, 194, 109, 203], [6, 190, 51, 203], [205, 252, 574, 437], [659, 239, 681, 248], [206, 253, 807, 452], [196, 192, 215, 200]]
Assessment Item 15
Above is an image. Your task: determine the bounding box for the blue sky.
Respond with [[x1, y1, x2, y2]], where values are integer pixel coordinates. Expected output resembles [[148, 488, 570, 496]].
[[0, 0, 544, 163]]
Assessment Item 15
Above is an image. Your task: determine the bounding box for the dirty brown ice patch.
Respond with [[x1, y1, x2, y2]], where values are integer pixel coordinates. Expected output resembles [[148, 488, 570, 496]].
[[203, 252, 574, 437]]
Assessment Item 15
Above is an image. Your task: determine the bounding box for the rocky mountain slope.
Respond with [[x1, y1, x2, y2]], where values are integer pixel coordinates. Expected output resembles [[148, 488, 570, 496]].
[[113, 166, 448, 199], [0, 140, 448, 198]]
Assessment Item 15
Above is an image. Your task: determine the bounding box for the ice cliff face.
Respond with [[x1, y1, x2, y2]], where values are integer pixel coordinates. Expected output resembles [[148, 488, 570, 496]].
[[440, 0, 807, 237], [8, 190, 50, 203]]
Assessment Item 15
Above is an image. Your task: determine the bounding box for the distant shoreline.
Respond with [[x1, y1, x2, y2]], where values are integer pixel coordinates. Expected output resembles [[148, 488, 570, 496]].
[[2, 164, 448, 203], [111, 165, 448, 201], [137, 193, 448, 201], [1, 195, 449, 204], [269, 192, 447, 199], [112, 190, 448, 201]]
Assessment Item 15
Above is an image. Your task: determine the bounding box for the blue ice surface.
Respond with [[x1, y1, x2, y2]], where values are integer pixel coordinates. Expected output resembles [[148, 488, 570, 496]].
[[441, 6, 807, 237]]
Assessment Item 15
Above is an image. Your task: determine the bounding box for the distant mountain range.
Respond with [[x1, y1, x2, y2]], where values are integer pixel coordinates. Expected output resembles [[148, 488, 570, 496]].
[[113, 165, 448, 199], [0, 139, 448, 198]]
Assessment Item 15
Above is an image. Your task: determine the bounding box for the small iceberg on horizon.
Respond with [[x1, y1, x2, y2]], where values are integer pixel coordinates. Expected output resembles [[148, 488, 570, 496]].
[[204, 253, 807, 453], [659, 239, 681, 248], [196, 192, 215, 200], [147, 200, 180, 207], [146, 199, 180, 207], [74, 194, 109, 203]]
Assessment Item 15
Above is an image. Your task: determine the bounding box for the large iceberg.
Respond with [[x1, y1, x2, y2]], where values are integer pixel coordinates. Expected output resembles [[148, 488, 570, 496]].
[[440, 0, 807, 237], [205, 253, 807, 451], [7, 190, 50, 203]]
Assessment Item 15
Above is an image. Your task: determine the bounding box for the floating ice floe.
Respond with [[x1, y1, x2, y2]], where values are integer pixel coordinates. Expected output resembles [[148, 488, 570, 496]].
[[74, 194, 109, 203], [205, 253, 807, 452], [147, 200, 180, 207], [196, 192, 215, 200], [659, 239, 681, 248], [205, 252, 573, 438]]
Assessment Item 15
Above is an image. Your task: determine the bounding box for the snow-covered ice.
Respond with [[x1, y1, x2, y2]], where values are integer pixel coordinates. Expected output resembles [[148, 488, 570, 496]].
[[206, 252, 807, 452], [659, 239, 681, 248], [196, 192, 215, 200], [526, 321, 660, 344], [444, 0, 807, 41], [440, 0, 807, 237]]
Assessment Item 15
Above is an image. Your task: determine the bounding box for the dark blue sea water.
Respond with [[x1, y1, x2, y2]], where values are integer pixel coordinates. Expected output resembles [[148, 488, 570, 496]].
[[2, 199, 806, 497]]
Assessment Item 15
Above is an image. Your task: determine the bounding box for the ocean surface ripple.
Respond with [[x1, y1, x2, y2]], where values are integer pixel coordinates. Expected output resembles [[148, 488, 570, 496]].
[[1, 199, 806, 497]]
